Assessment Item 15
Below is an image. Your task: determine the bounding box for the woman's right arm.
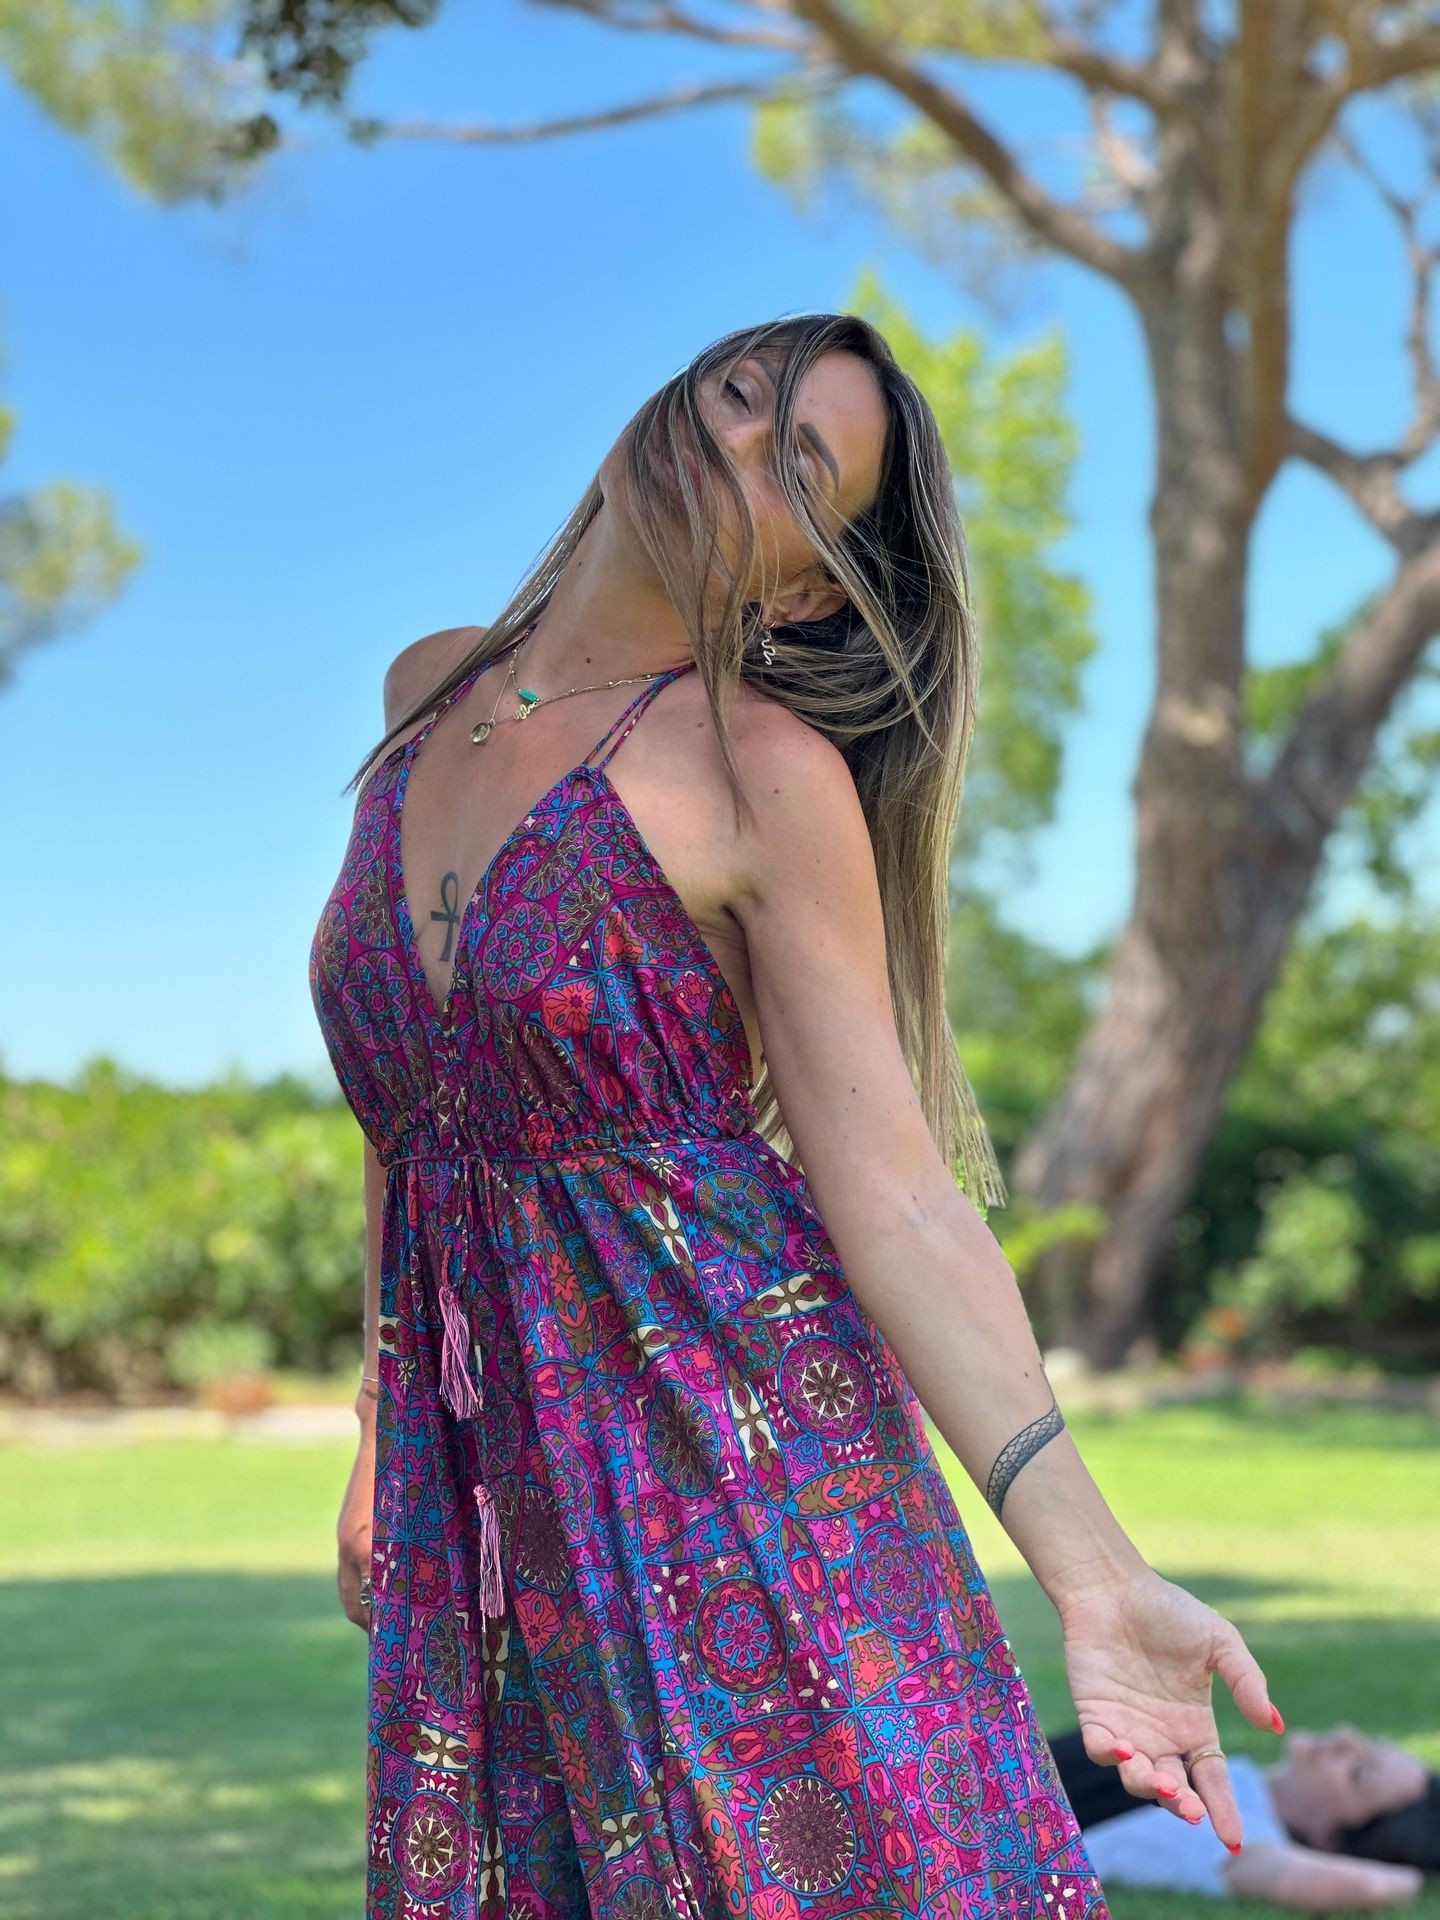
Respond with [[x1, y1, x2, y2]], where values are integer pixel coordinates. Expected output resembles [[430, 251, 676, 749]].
[[336, 630, 478, 1628], [337, 1133, 385, 1630], [727, 705, 1277, 1846]]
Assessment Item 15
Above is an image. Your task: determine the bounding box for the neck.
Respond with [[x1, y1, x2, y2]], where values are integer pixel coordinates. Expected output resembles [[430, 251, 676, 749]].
[[526, 508, 696, 689]]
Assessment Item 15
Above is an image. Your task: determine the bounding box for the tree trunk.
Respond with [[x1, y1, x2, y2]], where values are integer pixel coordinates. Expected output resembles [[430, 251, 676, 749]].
[[1012, 229, 1440, 1363]]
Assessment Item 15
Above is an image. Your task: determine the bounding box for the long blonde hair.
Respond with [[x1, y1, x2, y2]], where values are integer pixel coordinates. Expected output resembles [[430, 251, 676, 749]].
[[347, 312, 1007, 1211]]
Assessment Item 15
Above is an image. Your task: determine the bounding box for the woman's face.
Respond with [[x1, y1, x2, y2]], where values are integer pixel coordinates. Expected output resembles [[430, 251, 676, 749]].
[[1279, 1724, 1429, 1845], [653, 346, 889, 626]]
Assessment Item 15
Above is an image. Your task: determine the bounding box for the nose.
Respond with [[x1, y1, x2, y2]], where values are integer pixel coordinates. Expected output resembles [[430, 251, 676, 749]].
[[723, 412, 780, 472]]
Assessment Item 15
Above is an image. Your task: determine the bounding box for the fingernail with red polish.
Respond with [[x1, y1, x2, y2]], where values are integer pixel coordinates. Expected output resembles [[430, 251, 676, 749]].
[[1114, 1747, 1134, 1761], [1226, 1841, 1243, 1854], [1270, 1706, 1285, 1734], [1157, 1783, 1178, 1797]]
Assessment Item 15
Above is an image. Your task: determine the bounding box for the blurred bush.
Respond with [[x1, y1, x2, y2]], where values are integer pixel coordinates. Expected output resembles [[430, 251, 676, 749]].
[[5, 887, 1440, 1401], [0, 1057, 364, 1401]]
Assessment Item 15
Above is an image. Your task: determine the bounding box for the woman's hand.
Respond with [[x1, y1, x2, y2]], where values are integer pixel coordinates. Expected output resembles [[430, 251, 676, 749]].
[[1058, 1566, 1281, 1851], [337, 1396, 377, 1631]]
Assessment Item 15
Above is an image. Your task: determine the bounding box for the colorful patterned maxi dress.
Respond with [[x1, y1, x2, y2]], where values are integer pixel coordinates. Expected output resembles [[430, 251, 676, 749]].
[[308, 633, 1112, 1919]]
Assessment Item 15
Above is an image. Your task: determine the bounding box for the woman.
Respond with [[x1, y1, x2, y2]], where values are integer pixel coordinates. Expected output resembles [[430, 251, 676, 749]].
[[309, 312, 1281, 1917], [1048, 1720, 1436, 1908]]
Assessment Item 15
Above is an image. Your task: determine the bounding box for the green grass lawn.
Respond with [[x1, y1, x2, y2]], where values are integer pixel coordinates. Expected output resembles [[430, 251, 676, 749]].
[[0, 1397, 1435, 1919]]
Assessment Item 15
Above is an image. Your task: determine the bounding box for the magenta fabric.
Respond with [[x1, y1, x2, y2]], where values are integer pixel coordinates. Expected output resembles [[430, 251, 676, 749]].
[[308, 636, 1112, 1918]]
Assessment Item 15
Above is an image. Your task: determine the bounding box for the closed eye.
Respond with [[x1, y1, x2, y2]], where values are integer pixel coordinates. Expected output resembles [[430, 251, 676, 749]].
[[724, 369, 824, 495]]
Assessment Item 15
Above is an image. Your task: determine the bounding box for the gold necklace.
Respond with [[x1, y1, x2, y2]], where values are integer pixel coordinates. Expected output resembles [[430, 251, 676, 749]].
[[469, 617, 675, 747]]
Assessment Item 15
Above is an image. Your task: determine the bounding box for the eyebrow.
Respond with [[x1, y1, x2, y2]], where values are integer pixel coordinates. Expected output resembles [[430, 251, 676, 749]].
[[750, 353, 842, 499]]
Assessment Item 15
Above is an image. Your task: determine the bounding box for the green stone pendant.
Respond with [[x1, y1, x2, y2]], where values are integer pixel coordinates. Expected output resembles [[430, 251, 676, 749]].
[[515, 687, 540, 721]]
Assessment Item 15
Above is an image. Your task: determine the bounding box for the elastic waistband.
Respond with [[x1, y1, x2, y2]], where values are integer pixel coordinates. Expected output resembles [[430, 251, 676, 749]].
[[380, 1126, 755, 1171]]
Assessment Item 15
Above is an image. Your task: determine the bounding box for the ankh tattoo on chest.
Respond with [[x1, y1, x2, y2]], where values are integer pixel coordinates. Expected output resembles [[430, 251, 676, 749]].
[[431, 872, 462, 960]]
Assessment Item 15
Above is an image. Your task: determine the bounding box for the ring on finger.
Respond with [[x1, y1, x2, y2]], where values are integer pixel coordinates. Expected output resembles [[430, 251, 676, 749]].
[[1182, 1745, 1225, 1777]]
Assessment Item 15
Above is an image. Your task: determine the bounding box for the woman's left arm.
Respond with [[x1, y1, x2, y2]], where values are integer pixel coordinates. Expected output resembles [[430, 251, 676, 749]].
[[728, 711, 1279, 1850]]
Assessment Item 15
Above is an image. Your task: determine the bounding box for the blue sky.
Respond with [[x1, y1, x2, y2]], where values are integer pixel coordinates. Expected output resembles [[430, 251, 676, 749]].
[[1, 7, 1432, 1089]]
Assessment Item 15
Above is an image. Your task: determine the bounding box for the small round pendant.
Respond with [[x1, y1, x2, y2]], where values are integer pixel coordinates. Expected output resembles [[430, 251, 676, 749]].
[[471, 720, 493, 745]]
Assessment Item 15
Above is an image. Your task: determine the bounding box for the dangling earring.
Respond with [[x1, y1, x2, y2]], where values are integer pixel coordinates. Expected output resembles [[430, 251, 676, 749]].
[[753, 616, 776, 668]]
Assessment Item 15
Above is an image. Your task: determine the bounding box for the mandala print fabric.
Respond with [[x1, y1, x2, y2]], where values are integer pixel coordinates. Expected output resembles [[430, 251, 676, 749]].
[[309, 639, 1112, 1919]]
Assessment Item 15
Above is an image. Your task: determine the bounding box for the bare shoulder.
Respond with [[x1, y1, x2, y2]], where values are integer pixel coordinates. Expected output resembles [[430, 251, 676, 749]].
[[674, 673, 858, 816], [652, 672, 864, 910], [383, 624, 489, 729], [710, 682, 871, 909]]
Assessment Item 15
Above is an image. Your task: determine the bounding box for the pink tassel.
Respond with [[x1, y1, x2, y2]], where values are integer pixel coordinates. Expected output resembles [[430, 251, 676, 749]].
[[437, 1279, 481, 1419], [473, 1480, 506, 1615]]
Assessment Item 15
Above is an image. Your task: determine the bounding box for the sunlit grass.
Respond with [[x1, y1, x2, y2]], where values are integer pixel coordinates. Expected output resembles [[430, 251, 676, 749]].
[[931, 1399, 1440, 1920], [0, 1399, 1435, 1917]]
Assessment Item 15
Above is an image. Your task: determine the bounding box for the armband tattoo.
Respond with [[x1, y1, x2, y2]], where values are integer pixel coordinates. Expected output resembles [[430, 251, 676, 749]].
[[986, 1396, 1066, 1520]]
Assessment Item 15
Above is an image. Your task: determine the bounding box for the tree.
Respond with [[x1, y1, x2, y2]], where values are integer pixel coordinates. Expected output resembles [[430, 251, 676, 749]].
[[35, 0, 1440, 1363], [0, 342, 140, 688]]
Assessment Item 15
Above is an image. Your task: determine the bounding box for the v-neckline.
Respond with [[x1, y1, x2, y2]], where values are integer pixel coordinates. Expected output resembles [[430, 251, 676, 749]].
[[388, 645, 718, 1044], [394, 749, 588, 1031]]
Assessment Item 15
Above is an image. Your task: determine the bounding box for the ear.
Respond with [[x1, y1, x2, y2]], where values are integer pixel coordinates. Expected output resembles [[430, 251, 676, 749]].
[[775, 578, 849, 626]]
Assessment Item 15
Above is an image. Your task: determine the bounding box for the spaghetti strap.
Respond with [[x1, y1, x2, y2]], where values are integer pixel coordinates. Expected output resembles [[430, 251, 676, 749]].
[[392, 623, 535, 780], [429, 622, 535, 735], [583, 660, 697, 773]]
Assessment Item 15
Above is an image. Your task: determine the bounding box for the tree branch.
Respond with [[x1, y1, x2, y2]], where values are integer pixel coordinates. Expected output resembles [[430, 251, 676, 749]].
[[1282, 419, 1435, 553], [1262, 11, 1440, 209], [1285, 114, 1440, 555], [1357, 23, 1440, 89], [783, 0, 1148, 289], [1260, 541, 1440, 858], [1040, 27, 1191, 123], [531, 0, 811, 55], [1330, 120, 1440, 461], [343, 71, 833, 144], [1089, 89, 1157, 200]]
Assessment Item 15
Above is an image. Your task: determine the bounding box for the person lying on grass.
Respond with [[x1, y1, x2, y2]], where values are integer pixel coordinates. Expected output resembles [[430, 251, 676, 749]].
[[1046, 1719, 1436, 1910]]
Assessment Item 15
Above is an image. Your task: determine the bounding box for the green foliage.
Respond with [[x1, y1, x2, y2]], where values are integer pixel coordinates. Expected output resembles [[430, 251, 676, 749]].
[[0, 0, 271, 204], [0, 473, 143, 684], [240, 0, 442, 115], [1224, 1161, 1369, 1316], [946, 893, 1107, 1121], [1205, 1139, 1440, 1363], [1160, 910, 1440, 1365], [6, 835, 1435, 1403], [0, 327, 142, 687], [0, 1057, 364, 1398], [947, 878, 1440, 1362], [754, 82, 1041, 296], [167, 1319, 277, 1389], [844, 269, 1100, 856]]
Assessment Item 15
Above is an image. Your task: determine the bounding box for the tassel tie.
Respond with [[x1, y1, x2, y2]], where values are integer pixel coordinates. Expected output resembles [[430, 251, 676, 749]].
[[435, 1269, 507, 1619]]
